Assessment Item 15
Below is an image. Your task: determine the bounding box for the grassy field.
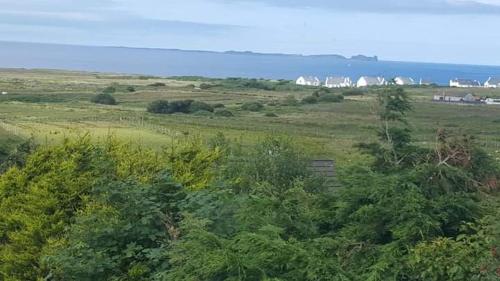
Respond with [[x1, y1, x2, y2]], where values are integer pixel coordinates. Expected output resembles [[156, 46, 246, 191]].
[[1, 68, 500, 164]]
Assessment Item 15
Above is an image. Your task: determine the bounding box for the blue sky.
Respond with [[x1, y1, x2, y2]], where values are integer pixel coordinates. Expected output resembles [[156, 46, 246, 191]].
[[1, 0, 500, 65]]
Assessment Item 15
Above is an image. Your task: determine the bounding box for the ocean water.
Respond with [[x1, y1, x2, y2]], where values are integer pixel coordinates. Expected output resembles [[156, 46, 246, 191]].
[[1, 41, 500, 86]]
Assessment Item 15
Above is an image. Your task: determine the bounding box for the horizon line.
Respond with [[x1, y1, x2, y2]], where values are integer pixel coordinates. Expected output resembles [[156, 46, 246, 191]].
[[1, 39, 500, 68]]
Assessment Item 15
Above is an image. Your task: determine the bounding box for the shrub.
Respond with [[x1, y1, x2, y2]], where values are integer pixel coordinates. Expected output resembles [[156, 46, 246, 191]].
[[214, 109, 234, 117], [102, 86, 116, 94], [126, 86, 136, 92], [241, 102, 264, 112], [169, 100, 194, 113], [264, 112, 278, 117], [189, 101, 214, 113], [318, 94, 344, 103], [281, 95, 299, 106], [91, 93, 117, 105], [149, 82, 166, 87], [147, 100, 200, 114], [147, 100, 170, 114], [302, 95, 318, 104], [213, 103, 225, 109]]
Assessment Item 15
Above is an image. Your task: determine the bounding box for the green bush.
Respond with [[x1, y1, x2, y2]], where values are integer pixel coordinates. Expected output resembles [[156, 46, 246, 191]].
[[301, 95, 318, 104], [189, 101, 214, 113], [213, 103, 225, 109], [264, 112, 278, 117], [169, 100, 194, 113], [126, 86, 136, 92], [241, 101, 264, 112], [148, 100, 215, 114], [147, 100, 170, 114], [149, 82, 166, 87], [318, 94, 344, 103], [214, 109, 234, 117], [90, 93, 117, 105]]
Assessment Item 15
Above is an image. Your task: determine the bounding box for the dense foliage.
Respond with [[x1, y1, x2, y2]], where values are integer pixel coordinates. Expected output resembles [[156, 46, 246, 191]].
[[147, 99, 214, 114], [2, 88, 500, 280], [90, 93, 117, 105]]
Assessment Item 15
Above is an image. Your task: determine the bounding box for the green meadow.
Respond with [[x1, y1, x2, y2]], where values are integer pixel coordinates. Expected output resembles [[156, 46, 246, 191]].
[[1, 68, 500, 164]]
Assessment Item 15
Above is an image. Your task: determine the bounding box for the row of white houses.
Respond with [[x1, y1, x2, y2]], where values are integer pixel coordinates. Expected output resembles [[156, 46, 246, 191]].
[[450, 77, 500, 88], [296, 76, 427, 88], [296, 75, 500, 88]]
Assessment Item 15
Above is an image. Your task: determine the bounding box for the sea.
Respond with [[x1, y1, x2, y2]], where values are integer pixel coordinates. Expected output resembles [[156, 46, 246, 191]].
[[1, 41, 500, 86]]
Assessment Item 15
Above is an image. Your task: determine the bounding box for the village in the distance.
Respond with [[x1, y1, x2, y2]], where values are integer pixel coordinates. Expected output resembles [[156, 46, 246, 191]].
[[296, 75, 500, 105]]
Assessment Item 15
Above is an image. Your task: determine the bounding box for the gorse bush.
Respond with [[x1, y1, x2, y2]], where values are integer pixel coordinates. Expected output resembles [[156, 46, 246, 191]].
[[90, 93, 117, 105]]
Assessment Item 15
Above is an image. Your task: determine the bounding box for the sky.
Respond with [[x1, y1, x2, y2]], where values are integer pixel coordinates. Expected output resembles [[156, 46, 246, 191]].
[[1, 0, 500, 65]]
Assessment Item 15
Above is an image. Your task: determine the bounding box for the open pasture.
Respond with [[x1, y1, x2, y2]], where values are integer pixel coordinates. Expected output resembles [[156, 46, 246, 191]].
[[1, 68, 500, 164]]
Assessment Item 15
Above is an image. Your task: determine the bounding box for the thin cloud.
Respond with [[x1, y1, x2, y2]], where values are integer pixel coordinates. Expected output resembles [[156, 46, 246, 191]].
[[222, 0, 500, 14]]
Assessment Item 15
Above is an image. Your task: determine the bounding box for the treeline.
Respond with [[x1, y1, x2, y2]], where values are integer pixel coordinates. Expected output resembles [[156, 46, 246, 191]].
[[1, 89, 500, 280]]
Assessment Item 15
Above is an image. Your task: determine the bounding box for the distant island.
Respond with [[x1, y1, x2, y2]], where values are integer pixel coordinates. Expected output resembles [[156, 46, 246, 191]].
[[223, 50, 378, 61]]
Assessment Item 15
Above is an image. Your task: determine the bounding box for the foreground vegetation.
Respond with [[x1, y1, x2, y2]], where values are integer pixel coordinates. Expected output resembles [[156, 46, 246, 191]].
[[1, 85, 500, 280]]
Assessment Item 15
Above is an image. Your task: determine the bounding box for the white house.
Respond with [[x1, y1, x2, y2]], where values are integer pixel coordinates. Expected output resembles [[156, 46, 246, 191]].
[[484, 77, 500, 88], [356, 76, 385, 87], [394, 77, 415, 86], [449, 78, 481, 88], [324, 76, 352, 88], [296, 76, 321, 86]]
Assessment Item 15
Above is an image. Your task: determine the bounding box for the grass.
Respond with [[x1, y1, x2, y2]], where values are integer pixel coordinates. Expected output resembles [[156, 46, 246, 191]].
[[1, 68, 500, 165]]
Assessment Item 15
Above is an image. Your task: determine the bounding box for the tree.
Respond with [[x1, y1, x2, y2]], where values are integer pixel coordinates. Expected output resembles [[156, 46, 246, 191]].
[[358, 88, 419, 171]]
